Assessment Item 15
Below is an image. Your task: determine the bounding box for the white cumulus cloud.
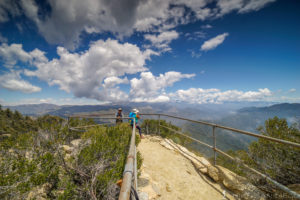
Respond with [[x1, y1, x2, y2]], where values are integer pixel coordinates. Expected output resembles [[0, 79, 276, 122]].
[[201, 33, 229, 51], [130, 71, 195, 102], [170, 87, 272, 104], [25, 39, 156, 102], [0, 70, 41, 93], [0, 43, 47, 68]]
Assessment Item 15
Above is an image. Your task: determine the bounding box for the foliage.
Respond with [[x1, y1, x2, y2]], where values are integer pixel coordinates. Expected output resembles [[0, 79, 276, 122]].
[[249, 117, 300, 185], [0, 106, 141, 199], [216, 117, 300, 199]]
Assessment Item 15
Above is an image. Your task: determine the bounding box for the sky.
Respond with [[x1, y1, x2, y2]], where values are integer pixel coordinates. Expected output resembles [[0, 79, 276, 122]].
[[0, 0, 299, 105]]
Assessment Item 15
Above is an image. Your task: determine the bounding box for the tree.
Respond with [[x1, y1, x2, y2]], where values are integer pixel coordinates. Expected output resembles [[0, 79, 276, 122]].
[[248, 117, 300, 185]]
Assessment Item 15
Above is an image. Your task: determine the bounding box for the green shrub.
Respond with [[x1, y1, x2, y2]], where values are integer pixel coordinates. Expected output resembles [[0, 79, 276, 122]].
[[0, 108, 142, 200]]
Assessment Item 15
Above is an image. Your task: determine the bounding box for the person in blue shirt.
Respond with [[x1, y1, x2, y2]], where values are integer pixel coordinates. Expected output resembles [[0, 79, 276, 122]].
[[129, 108, 143, 138]]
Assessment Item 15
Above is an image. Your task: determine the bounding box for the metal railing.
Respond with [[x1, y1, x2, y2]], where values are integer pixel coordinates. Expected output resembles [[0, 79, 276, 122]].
[[140, 113, 300, 199], [68, 115, 139, 200]]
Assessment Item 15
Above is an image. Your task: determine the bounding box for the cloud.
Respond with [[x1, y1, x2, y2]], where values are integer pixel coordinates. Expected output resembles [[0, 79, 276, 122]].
[[0, 0, 276, 49], [188, 49, 202, 58], [25, 39, 156, 102], [170, 88, 272, 104], [0, 43, 47, 68], [186, 31, 206, 41], [289, 88, 296, 93], [216, 0, 276, 16], [0, 43, 32, 67], [0, 70, 41, 93], [201, 33, 229, 51], [144, 30, 179, 52], [201, 24, 212, 29], [238, 0, 276, 13], [0, 0, 20, 23], [130, 71, 195, 102]]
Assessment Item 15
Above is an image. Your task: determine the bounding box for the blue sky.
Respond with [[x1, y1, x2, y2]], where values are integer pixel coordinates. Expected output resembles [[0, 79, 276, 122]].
[[0, 0, 299, 105]]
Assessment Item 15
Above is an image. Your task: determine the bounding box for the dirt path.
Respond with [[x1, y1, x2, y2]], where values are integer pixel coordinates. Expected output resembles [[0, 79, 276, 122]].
[[137, 136, 236, 200]]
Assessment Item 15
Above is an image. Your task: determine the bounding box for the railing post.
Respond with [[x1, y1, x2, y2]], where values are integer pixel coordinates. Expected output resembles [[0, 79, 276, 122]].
[[213, 126, 216, 166], [158, 114, 161, 135]]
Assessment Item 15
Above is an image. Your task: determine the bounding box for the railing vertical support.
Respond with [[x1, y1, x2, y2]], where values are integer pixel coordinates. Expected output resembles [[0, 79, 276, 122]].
[[213, 126, 216, 166], [158, 114, 161, 135]]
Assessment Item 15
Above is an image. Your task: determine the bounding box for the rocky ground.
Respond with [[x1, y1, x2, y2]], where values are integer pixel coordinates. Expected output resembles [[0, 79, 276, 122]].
[[137, 135, 266, 200]]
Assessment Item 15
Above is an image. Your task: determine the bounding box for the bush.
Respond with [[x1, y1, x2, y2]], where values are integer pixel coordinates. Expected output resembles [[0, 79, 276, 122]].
[[0, 109, 142, 200]]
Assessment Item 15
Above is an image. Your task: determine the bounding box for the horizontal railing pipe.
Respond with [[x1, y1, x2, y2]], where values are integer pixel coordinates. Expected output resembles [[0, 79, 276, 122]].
[[159, 124, 213, 149], [141, 113, 300, 149], [214, 148, 300, 199]]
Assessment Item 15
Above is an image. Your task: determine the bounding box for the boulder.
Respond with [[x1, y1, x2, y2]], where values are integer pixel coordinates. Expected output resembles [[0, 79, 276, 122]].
[[197, 157, 211, 167], [216, 166, 266, 200], [207, 165, 220, 182], [159, 141, 175, 151], [217, 165, 247, 192]]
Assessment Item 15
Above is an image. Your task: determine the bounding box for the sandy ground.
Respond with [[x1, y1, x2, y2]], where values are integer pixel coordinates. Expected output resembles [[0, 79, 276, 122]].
[[137, 136, 236, 200]]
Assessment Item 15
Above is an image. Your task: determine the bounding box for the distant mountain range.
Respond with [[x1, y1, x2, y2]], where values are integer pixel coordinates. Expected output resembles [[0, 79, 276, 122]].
[[4, 102, 300, 155], [182, 103, 300, 156]]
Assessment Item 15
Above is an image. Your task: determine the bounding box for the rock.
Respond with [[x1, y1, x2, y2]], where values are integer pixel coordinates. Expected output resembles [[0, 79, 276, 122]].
[[159, 140, 174, 151], [26, 184, 49, 200], [70, 139, 82, 147], [207, 165, 220, 182], [138, 173, 151, 187], [138, 191, 149, 200], [25, 151, 33, 161], [240, 184, 266, 200], [217, 165, 247, 192], [191, 159, 207, 174], [151, 182, 161, 197], [197, 157, 211, 167], [166, 183, 172, 192], [140, 183, 161, 200], [62, 145, 73, 154], [216, 166, 266, 200], [64, 153, 72, 160]]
